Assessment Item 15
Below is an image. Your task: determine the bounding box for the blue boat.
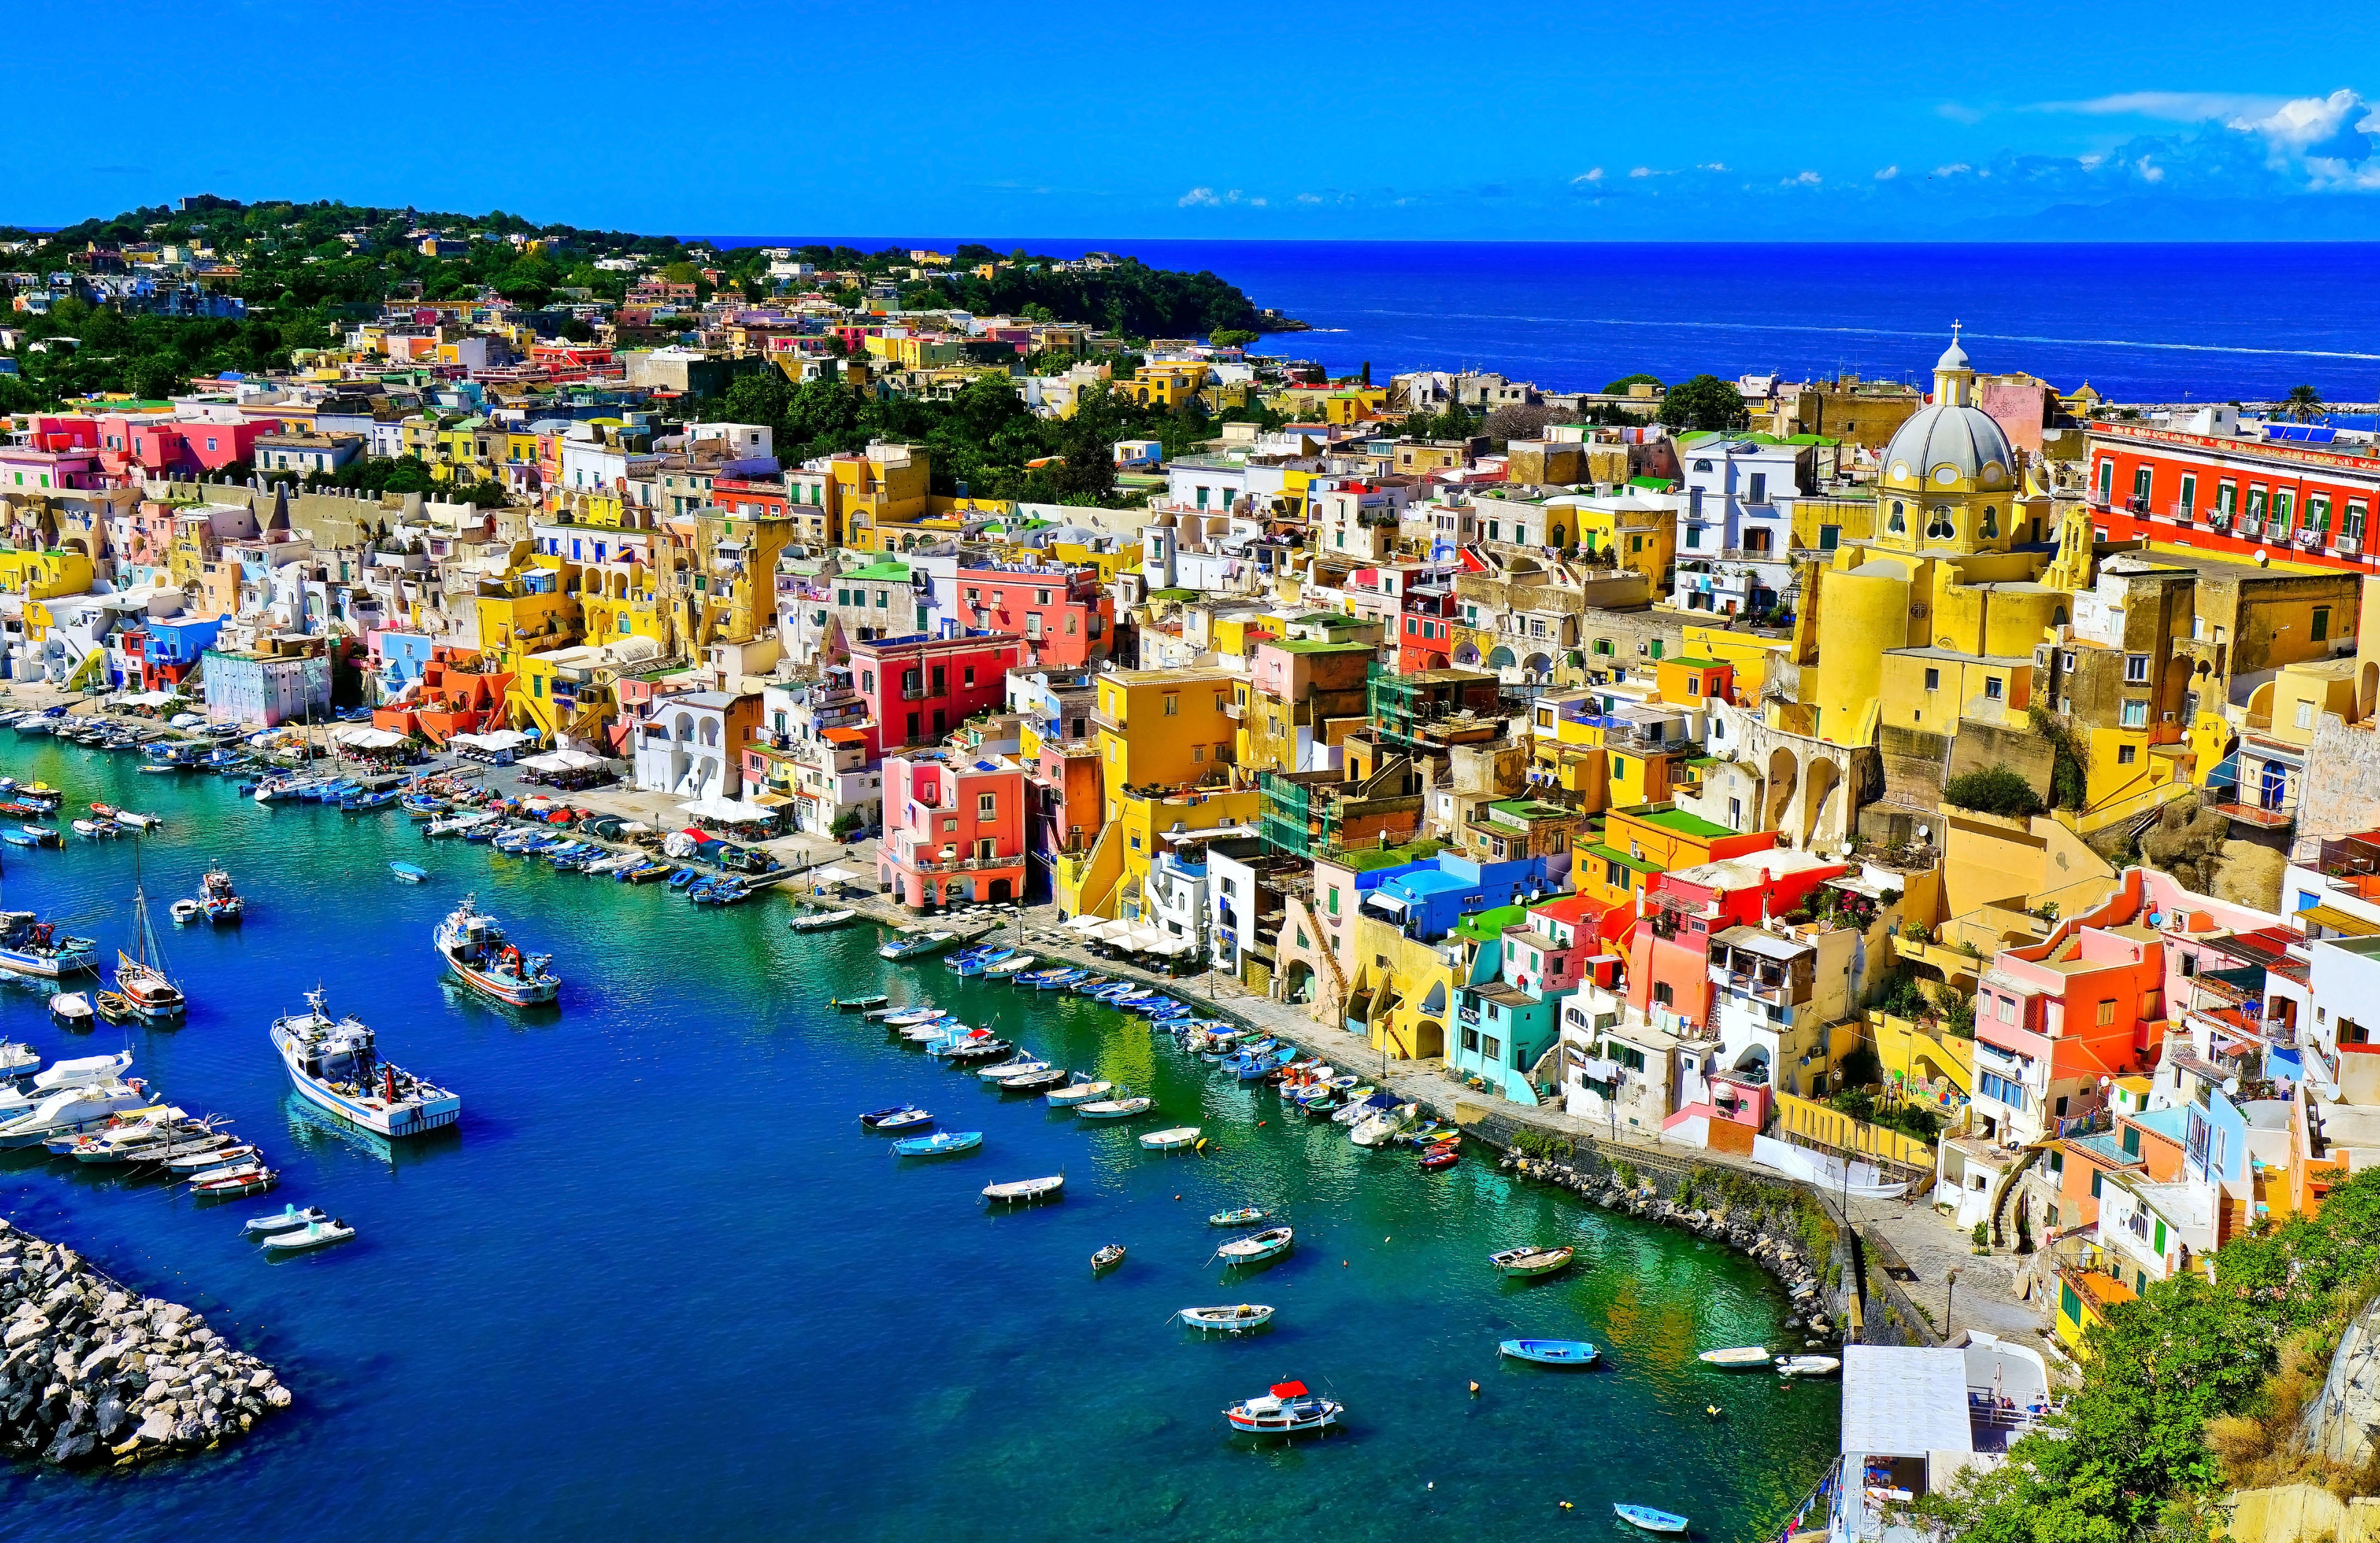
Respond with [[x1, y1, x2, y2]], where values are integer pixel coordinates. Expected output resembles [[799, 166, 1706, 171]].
[[1500, 1339, 1599, 1367], [0, 831, 35, 849], [388, 862, 430, 884], [667, 869, 698, 889], [1613, 1503, 1688, 1534], [891, 1130, 981, 1158], [461, 822, 498, 843], [344, 788, 400, 812]]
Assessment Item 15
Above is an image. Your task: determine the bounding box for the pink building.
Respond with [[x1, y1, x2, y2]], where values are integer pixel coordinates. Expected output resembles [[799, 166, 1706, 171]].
[[2, 417, 102, 491], [89, 415, 282, 480], [954, 562, 1112, 669], [850, 634, 1021, 752], [880, 747, 1028, 909]]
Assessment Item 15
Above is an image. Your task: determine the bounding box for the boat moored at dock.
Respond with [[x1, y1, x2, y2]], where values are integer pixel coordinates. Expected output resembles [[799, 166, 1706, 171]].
[[270, 987, 461, 1139], [435, 893, 562, 1007]]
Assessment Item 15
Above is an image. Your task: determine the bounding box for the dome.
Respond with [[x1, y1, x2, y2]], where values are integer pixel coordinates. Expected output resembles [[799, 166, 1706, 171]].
[[1882, 402, 2013, 488], [1934, 337, 1971, 372]]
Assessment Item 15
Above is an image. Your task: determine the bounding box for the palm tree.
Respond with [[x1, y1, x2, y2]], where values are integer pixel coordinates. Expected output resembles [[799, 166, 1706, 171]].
[[2283, 384, 2325, 423]]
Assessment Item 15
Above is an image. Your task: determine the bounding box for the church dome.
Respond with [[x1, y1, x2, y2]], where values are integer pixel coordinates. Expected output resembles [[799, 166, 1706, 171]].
[[1882, 401, 2013, 490]]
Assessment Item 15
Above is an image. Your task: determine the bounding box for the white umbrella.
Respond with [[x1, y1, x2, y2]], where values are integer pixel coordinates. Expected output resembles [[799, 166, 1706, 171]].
[[1065, 914, 1106, 933], [1124, 925, 1171, 953], [1089, 918, 1136, 943]]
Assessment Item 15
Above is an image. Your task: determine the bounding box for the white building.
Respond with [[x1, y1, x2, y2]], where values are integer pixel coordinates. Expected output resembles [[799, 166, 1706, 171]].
[[1669, 434, 1808, 614], [632, 690, 746, 800]]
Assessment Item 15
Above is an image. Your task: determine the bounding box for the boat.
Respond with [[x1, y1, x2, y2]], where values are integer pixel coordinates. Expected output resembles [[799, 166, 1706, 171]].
[[1489, 1246, 1576, 1277], [1697, 1346, 1771, 1369], [164, 1141, 258, 1173], [399, 793, 449, 818], [16, 824, 60, 848], [882, 1007, 950, 1028], [1217, 1227, 1295, 1266], [1223, 1380, 1340, 1437], [108, 871, 186, 1024], [69, 818, 116, 839], [788, 908, 856, 932], [999, 1067, 1073, 1094], [167, 898, 202, 924], [244, 1204, 328, 1238], [1613, 1504, 1690, 1535], [114, 810, 158, 831], [260, 1219, 355, 1253], [891, 1130, 981, 1158], [981, 1175, 1064, 1204], [425, 810, 496, 838], [859, 1105, 932, 1131], [198, 869, 244, 923], [1139, 1126, 1203, 1150], [1419, 1146, 1459, 1171], [666, 869, 698, 890], [435, 894, 562, 1008], [48, 991, 93, 1030], [1075, 1094, 1153, 1120], [980, 1058, 1054, 1083], [191, 1168, 278, 1200], [0, 1082, 153, 1148], [984, 953, 1038, 978], [1499, 1338, 1599, 1367], [1090, 1244, 1126, 1273], [271, 987, 462, 1138], [1177, 1304, 1274, 1334], [878, 930, 958, 961], [1209, 1207, 1272, 1227], [1350, 1102, 1417, 1147], [389, 862, 430, 884], [1776, 1355, 1842, 1377], [0, 831, 34, 850], [835, 995, 889, 1011], [1045, 1080, 1112, 1108]]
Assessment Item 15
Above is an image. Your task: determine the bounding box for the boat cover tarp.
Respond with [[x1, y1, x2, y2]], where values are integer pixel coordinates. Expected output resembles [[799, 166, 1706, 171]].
[[1840, 1345, 1973, 1458], [1749, 1134, 1912, 1200]]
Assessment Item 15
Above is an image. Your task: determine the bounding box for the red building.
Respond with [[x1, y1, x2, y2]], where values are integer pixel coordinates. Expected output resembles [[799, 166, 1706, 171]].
[[955, 562, 1113, 669], [374, 647, 514, 744], [880, 748, 1028, 909], [85, 415, 282, 480], [1626, 852, 1846, 1031], [1397, 572, 1459, 673], [2088, 420, 2380, 569], [850, 634, 1021, 752]]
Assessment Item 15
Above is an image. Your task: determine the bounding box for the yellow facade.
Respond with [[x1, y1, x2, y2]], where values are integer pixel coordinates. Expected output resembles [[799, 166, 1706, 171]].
[[579, 562, 670, 650], [1094, 667, 1239, 813], [1880, 652, 2032, 737], [0, 547, 93, 602], [1349, 917, 1462, 1061], [1117, 787, 1261, 918], [831, 445, 933, 552], [1680, 626, 1791, 702], [476, 558, 584, 673], [1575, 502, 1675, 578]]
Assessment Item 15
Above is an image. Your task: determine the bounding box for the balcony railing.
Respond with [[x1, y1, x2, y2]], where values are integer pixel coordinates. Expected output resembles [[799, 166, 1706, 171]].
[[2340, 535, 2365, 557], [899, 852, 1024, 875], [2238, 516, 2264, 538]]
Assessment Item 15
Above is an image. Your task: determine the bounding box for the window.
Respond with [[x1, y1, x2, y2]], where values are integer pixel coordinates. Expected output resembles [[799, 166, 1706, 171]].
[[1327, 888, 1339, 915], [1984, 677, 2003, 700], [2350, 505, 2369, 541], [1926, 505, 1955, 539], [2120, 699, 2148, 728], [1924, 667, 1940, 691], [2311, 494, 2333, 531], [2297, 701, 2316, 730], [2118, 745, 2137, 765], [2097, 999, 2117, 1026], [2124, 653, 2149, 684], [1979, 1070, 2025, 1109], [2276, 491, 2296, 528], [1887, 500, 1906, 534], [1995, 994, 2015, 1023], [1652, 982, 1674, 1007], [1980, 505, 1998, 538], [1162, 694, 1179, 716], [1747, 472, 1767, 504], [976, 792, 995, 820], [2179, 474, 2197, 511], [2314, 606, 2331, 642]]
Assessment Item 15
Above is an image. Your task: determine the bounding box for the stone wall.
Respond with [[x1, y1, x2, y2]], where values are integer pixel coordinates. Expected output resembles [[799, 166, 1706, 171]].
[[2299, 714, 2380, 844]]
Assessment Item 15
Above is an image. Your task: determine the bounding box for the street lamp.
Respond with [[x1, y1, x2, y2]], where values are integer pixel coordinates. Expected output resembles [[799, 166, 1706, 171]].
[[1945, 1267, 1962, 1339]]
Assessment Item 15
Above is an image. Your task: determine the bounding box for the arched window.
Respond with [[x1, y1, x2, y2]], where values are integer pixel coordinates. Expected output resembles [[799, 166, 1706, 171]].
[[2053, 606, 2068, 626], [1979, 505, 1999, 539], [1887, 500, 1906, 534], [1926, 504, 1956, 539]]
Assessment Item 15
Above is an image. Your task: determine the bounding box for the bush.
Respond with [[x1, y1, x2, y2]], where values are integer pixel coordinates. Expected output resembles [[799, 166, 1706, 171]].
[[1942, 765, 2046, 817]]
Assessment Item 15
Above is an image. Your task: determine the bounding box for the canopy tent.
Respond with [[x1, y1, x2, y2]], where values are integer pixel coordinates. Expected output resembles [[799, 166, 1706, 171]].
[[1148, 933, 1197, 958], [519, 748, 605, 773], [806, 863, 866, 886], [1064, 914, 1107, 933], [1088, 918, 1138, 943], [679, 795, 779, 824], [119, 690, 180, 708], [450, 729, 531, 753], [334, 726, 408, 750], [1123, 925, 1173, 953]]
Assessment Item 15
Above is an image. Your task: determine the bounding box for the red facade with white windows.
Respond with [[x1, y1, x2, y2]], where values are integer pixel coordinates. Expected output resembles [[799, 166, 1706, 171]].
[[2086, 423, 2380, 569]]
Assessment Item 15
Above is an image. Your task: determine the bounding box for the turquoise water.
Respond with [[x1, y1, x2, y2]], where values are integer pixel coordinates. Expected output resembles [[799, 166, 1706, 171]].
[[0, 738, 1836, 1539]]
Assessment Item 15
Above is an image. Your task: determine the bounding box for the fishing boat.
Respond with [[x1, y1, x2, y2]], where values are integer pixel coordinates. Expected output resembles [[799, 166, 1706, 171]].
[[1776, 1355, 1841, 1378], [787, 908, 856, 932], [69, 817, 116, 839], [114, 810, 158, 831], [1419, 1146, 1460, 1171], [984, 952, 1038, 979], [1499, 1338, 1599, 1367], [1090, 1244, 1126, 1273], [1177, 1304, 1274, 1334], [1209, 1206, 1272, 1227], [17, 782, 62, 810], [399, 793, 449, 818], [164, 1141, 257, 1174], [906, 1021, 970, 1045], [1139, 1126, 1203, 1151], [1223, 1380, 1340, 1438], [1489, 1245, 1576, 1277], [1045, 1080, 1111, 1108], [881, 1006, 950, 1028], [859, 1105, 932, 1130], [16, 824, 60, 848], [834, 995, 890, 1012], [1696, 1345, 1771, 1369], [108, 872, 186, 1025], [271, 987, 462, 1138], [0, 1082, 153, 1149], [48, 991, 93, 1030], [981, 1175, 1064, 1204], [1612, 1504, 1690, 1535], [435, 894, 562, 1007], [1216, 1227, 1295, 1267], [979, 1057, 1053, 1083], [244, 1204, 328, 1238], [1075, 1094, 1152, 1120], [1350, 1101, 1416, 1147], [890, 1130, 981, 1158], [388, 861, 430, 884], [878, 930, 958, 961], [198, 869, 244, 923], [259, 1219, 354, 1252], [944, 1036, 1014, 1064]]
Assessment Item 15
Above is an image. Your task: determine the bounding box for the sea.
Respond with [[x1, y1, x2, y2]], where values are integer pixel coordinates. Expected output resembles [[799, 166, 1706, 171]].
[[713, 237, 2380, 405], [1, 741, 1837, 1541]]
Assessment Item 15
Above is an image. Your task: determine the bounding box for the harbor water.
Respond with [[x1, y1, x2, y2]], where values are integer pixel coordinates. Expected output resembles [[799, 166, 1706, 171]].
[[1, 738, 1837, 1539]]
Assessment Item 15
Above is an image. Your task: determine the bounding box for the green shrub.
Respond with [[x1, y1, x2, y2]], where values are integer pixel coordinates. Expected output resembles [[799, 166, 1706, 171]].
[[1942, 765, 2046, 817]]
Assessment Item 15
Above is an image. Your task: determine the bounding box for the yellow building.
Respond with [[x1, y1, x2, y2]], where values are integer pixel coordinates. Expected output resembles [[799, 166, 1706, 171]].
[[1113, 361, 1211, 410], [475, 554, 584, 674], [863, 334, 960, 370], [1572, 497, 1676, 578], [830, 443, 933, 552], [1094, 666, 1239, 816], [0, 546, 93, 602], [1348, 911, 1468, 1061]]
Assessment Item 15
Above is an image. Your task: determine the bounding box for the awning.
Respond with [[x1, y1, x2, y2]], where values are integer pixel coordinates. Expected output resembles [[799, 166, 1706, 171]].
[[1089, 918, 1138, 943], [520, 748, 604, 772], [451, 729, 531, 752], [335, 726, 408, 750], [1124, 925, 1171, 952], [807, 863, 865, 885], [679, 796, 778, 824], [2296, 903, 2380, 938], [1158, 824, 1258, 843], [1840, 1346, 1974, 1458]]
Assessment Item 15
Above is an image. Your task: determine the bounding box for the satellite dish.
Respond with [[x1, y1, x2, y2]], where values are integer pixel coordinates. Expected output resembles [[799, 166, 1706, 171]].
[[2222, 1076, 2241, 1096]]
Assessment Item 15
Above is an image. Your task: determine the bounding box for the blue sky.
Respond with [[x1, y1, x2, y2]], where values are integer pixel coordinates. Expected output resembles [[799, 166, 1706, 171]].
[[7, 1, 2379, 240]]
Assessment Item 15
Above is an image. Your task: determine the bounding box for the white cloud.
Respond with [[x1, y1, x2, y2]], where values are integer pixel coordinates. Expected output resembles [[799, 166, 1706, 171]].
[[1932, 162, 1972, 176], [2137, 156, 2164, 182], [1698, 162, 1727, 172], [1875, 164, 1899, 180], [1628, 166, 1652, 178], [2033, 91, 2287, 122], [1177, 186, 1220, 207], [1573, 167, 1604, 183], [1779, 170, 1821, 186], [1937, 102, 1985, 124], [2229, 89, 2378, 166], [1295, 192, 1323, 204], [1251, 197, 1266, 206]]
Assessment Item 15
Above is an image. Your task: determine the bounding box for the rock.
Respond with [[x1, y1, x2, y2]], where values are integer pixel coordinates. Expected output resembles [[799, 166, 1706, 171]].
[[44, 1427, 92, 1463], [3, 1315, 49, 1350]]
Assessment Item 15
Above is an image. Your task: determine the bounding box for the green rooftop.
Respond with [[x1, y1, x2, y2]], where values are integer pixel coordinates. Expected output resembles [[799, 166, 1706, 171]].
[[1668, 657, 1722, 670], [844, 561, 910, 581], [1340, 838, 1443, 873], [1633, 807, 1735, 839], [1146, 587, 1198, 603], [1625, 475, 1672, 491], [1453, 903, 1530, 943], [1584, 843, 1663, 875], [1270, 638, 1373, 655], [1488, 799, 1575, 822]]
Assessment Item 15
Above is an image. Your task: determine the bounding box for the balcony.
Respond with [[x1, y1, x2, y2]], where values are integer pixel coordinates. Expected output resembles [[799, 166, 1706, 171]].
[[2238, 516, 2265, 538], [900, 685, 926, 700], [900, 851, 1025, 875], [2340, 536, 2365, 558], [2296, 527, 2328, 550]]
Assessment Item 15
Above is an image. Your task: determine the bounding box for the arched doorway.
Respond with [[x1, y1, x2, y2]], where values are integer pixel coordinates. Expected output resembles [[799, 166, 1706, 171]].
[[1802, 757, 1842, 848], [1452, 641, 1481, 666], [2361, 661, 2378, 721], [1487, 646, 1516, 670], [1283, 961, 1315, 1005], [988, 877, 1012, 903], [1522, 652, 1552, 681], [1412, 1018, 1446, 1059], [1764, 746, 1799, 832]]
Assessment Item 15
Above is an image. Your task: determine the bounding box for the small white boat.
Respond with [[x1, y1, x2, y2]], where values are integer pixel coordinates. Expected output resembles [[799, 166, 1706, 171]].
[[260, 1218, 355, 1252], [981, 1175, 1065, 1204], [1223, 1379, 1339, 1436], [168, 899, 202, 925], [1139, 1126, 1203, 1151], [1075, 1095, 1153, 1121], [47, 992, 93, 1029], [1698, 1345, 1771, 1368], [985, 953, 1038, 977], [1217, 1227, 1294, 1265], [1178, 1303, 1274, 1334], [1045, 1080, 1112, 1108], [1614, 1503, 1690, 1535], [244, 1204, 328, 1237], [977, 1057, 1051, 1082], [882, 1007, 950, 1028], [788, 909, 856, 932], [1776, 1354, 1841, 1377], [168, 1142, 259, 1173], [115, 811, 158, 831]]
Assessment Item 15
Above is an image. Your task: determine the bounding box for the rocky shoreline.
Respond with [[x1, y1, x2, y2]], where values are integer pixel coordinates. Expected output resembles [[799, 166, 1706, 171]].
[[1, 1218, 288, 1465], [1502, 1155, 1843, 1347]]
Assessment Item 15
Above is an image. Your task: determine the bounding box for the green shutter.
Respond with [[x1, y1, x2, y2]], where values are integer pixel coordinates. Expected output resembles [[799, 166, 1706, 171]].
[[2153, 1219, 2166, 1255], [2091, 1171, 2102, 1198], [2060, 1283, 2081, 1322]]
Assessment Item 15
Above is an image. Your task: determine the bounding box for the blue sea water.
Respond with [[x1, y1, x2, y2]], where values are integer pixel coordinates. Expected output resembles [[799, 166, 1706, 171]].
[[1, 742, 1836, 1540], [717, 237, 2380, 404]]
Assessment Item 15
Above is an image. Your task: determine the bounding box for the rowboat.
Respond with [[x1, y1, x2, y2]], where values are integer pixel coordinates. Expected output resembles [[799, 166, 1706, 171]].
[[1177, 1304, 1274, 1334], [1139, 1126, 1202, 1150], [1489, 1245, 1576, 1277], [981, 1175, 1064, 1204], [834, 995, 890, 1011], [1209, 1206, 1272, 1227], [1224, 1380, 1340, 1437], [388, 862, 430, 884], [166, 1142, 259, 1174], [977, 1057, 1051, 1082], [1613, 1504, 1689, 1534], [859, 1105, 930, 1130], [1075, 1095, 1152, 1120], [243, 1204, 328, 1238], [1217, 1227, 1294, 1266], [882, 1007, 950, 1028], [985, 953, 1038, 978], [191, 1168, 277, 1199], [944, 1037, 1015, 1064], [1045, 1080, 1111, 1107], [878, 930, 957, 961], [48, 992, 93, 1030], [788, 908, 856, 932], [1776, 1355, 1841, 1377], [997, 1067, 1073, 1094], [1091, 1244, 1126, 1272], [891, 1130, 981, 1158], [260, 1219, 355, 1253], [1499, 1338, 1599, 1367], [1697, 1345, 1771, 1368], [1419, 1146, 1459, 1171]]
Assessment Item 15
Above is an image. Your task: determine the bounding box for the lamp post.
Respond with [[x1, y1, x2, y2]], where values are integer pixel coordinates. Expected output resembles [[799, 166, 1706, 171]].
[[1945, 1267, 1961, 1340]]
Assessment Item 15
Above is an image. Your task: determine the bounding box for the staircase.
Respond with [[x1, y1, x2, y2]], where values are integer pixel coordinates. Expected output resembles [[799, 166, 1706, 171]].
[[1296, 891, 1351, 1020], [1988, 1145, 2046, 1248]]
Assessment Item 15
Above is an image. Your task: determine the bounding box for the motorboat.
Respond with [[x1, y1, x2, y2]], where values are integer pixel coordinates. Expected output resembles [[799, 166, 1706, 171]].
[[997, 1067, 1072, 1094], [48, 992, 93, 1030], [1139, 1126, 1202, 1151], [984, 953, 1038, 979], [1091, 1244, 1126, 1273], [168, 898, 203, 924], [1499, 1338, 1599, 1367], [197, 869, 244, 923], [272, 987, 461, 1139], [1776, 1355, 1842, 1377], [890, 1130, 981, 1158], [389, 862, 430, 884], [164, 1141, 257, 1173], [244, 1204, 328, 1238], [1613, 1504, 1690, 1535], [1489, 1245, 1576, 1277], [976, 1057, 1051, 1082], [1350, 1102, 1417, 1147], [859, 1105, 931, 1130], [260, 1220, 355, 1253], [69, 818, 117, 839], [879, 930, 957, 961], [436, 894, 562, 1007], [944, 1036, 1015, 1065], [787, 908, 856, 932], [835, 996, 890, 1011], [1216, 1227, 1294, 1266], [981, 1175, 1064, 1204], [0, 1048, 131, 1114], [1696, 1346, 1771, 1369], [1045, 1080, 1112, 1108], [1177, 1304, 1273, 1334], [882, 1008, 950, 1028], [903, 1020, 969, 1045], [1074, 1094, 1152, 1120], [0, 1081, 153, 1148], [191, 1168, 278, 1200], [1223, 1380, 1340, 1437], [51, 1106, 190, 1162], [1209, 1207, 1271, 1227], [425, 810, 496, 838]]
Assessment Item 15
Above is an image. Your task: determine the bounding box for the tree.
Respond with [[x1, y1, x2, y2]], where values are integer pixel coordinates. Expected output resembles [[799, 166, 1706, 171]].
[[1210, 328, 1259, 348], [1483, 402, 1554, 445], [1657, 374, 1747, 432], [2282, 384, 2325, 423], [1603, 372, 1663, 394], [1941, 765, 2045, 817]]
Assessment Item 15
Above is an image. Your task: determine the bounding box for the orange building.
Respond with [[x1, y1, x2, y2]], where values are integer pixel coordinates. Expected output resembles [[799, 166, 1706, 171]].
[[374, 646, 514, 744]]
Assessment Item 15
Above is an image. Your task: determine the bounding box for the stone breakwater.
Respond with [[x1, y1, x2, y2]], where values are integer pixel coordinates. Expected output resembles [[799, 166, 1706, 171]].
[[1503, 1156, 1842, 1345], [0, 1218, 288, 1464]]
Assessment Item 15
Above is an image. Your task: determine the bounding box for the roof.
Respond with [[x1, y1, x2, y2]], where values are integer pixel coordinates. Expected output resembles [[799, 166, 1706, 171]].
[[2297, 903, 2380, 938], [1840, 1346, 1973, 1459], [1453, 903, 1530, 942], [1882, 400, 2013, 481], [1633, 806, 1735, 839], [1711, 924, 1810, 962]]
